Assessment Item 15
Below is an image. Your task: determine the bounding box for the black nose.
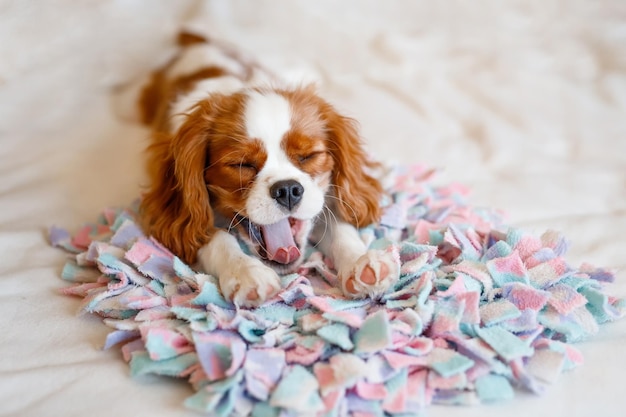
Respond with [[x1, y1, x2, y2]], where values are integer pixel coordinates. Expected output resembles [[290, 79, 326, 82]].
[[270, 180, 304, 211]]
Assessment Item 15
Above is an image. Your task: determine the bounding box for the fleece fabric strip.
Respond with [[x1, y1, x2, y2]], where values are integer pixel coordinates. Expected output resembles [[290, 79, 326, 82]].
[[50, 165, 625, 416]]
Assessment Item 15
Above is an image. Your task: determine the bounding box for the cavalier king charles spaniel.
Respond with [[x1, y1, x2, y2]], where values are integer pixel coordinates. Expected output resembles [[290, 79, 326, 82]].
[[136, 32, 399, 307]]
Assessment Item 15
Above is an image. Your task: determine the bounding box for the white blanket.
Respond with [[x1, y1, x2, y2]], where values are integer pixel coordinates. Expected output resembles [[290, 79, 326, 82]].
[[1, 1, 624, 416]]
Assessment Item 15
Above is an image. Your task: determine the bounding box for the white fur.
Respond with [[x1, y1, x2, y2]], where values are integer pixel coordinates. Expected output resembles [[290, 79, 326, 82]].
[[170, 76, 244, 132], [314, 221, 400, 299], [197, 230, 282, 307], [244, 91, 326, 225], [244, 91, 291, 141], [167, 44, 247, 80]]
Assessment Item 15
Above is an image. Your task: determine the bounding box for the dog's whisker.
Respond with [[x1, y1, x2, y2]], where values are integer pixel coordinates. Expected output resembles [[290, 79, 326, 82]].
[[312, 206, 334, 249], [227, 218, 245, 233], [225, 210, 271, 257], [324, 187, 361, 229], [204, 151, 242, 172], [227, 209, 247, 232], [233, 186, 251, 193], [325, 205, 340, 233], [248, 220, 269, 255]]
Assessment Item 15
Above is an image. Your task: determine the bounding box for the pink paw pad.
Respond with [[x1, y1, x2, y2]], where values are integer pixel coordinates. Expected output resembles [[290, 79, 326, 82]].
[[343, 250, 399, 299]]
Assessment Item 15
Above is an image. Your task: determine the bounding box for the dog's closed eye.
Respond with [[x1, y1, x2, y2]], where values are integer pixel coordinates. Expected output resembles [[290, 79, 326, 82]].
[[231, 162, 258, 172], [297, 152, 322, 163]]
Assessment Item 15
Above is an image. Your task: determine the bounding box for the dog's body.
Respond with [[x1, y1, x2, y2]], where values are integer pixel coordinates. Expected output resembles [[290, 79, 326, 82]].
[[137, 32, 399, 306]]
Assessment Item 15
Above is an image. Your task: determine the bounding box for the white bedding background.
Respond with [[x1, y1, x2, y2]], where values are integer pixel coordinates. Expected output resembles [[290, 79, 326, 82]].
[[1, 1, 625, 416]]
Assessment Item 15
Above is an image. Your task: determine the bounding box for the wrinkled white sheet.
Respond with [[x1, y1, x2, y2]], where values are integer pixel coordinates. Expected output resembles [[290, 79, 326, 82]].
[[1, 1, 624, 416]]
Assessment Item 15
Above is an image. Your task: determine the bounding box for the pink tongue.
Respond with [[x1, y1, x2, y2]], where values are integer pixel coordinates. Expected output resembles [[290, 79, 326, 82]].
[[260, 218, 301, 264]]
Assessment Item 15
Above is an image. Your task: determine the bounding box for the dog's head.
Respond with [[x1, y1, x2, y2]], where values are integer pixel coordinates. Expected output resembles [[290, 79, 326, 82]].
[[141, 86, 382, 272]]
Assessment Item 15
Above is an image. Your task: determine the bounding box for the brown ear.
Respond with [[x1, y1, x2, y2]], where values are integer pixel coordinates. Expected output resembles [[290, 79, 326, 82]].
[[140, 103, 215, 264], [322, 104, 383, 228]]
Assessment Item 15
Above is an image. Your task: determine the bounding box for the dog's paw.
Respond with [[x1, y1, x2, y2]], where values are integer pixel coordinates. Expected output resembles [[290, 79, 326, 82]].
[[218, 258, 282, 308], [340, 249, 400, 300]]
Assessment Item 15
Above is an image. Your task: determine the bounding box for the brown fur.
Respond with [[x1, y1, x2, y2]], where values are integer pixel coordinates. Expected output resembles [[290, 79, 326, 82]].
[[283, 87, 382, 227], [321, 106, 383, 228]]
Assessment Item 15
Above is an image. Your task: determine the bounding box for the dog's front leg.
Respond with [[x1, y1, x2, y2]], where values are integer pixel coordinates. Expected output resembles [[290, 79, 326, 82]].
[[197, 231, 282, 307], [314, 220, 400, 299]]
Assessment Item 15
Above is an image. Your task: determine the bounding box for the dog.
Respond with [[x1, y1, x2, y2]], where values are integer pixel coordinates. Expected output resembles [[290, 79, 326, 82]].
[[136, 31, 399, 307]]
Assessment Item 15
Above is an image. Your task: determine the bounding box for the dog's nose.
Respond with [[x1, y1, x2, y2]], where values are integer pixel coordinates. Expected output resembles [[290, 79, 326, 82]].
[[270, 180, 304, 211]]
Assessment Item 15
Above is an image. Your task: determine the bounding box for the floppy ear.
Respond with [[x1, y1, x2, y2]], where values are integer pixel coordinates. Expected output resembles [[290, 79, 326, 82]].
[[140, 102, 215, 264], [323, 104, 383, 228]]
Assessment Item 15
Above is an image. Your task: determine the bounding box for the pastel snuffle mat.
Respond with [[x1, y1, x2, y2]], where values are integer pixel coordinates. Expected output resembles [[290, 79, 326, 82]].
[[50, 165, 625, 417]]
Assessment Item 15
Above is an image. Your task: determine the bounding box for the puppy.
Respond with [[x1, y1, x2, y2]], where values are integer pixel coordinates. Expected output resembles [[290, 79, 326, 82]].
[[137, 32, 399, 306]]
